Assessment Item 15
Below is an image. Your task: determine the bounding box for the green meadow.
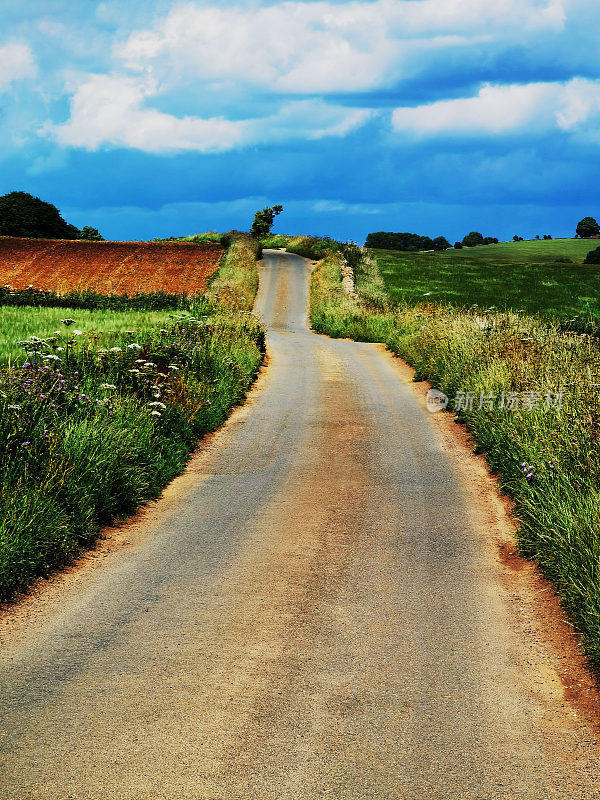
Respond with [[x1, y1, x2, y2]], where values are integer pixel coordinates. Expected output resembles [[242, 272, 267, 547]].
[[373, 238, 600, 323]]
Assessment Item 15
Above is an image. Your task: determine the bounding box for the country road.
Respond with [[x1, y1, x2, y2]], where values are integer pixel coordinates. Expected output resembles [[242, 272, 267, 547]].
[[1, 249, 599, 799]]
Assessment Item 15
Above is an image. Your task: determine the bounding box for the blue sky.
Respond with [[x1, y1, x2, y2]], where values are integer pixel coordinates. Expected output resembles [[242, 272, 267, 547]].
[[1, 0, 599, 243]]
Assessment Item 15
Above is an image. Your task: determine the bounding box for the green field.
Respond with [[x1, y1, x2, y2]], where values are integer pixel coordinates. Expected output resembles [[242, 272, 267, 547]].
[[374, 238, 600, 322], [0, 306, 173, 364]]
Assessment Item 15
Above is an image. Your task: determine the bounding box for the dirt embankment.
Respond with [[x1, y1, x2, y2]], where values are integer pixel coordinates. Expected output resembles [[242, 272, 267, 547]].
[[0, 237, 224, 295]]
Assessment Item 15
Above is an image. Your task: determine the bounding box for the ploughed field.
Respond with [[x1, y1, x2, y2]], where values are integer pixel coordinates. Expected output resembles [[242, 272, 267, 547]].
[[0, 237, 223, 295]]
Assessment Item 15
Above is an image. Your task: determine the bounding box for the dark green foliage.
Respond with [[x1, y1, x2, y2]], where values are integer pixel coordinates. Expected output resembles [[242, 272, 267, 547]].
[[584, 245, 600, 264], [364, 231, 435, 251], [0, 285, 198, 311], [454, 242, 463, 249], [432, 236, 451, 251], [544, 234, 553, 240], [79, 226, 104, 241], [461, 231, 485, 247], [0, 191, 80, 239], [250, 205, 283, 239], [576, 216, 600, 238], [513, 235, 524, 241], [483, 237, 499, 245]]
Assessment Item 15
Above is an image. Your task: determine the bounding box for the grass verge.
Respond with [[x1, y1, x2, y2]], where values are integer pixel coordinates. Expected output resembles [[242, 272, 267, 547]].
[[0, 234, 264, 602], [311, 247, 600, 674]]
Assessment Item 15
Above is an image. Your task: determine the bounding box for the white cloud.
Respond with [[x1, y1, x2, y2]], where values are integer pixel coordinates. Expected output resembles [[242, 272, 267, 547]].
[[0, 42, 36, 91], [46, 74, 373, 153], [391, 79, 600, 137], [115, 0, 566, 94]]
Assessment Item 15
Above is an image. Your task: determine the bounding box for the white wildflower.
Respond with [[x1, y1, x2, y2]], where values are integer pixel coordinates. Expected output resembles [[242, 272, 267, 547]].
[[148, 401, 166, 409], [98, 383, 117, 390], [127, 343, 142, 351], [72, 330, 83, 336], [109, 347, 122, 353]]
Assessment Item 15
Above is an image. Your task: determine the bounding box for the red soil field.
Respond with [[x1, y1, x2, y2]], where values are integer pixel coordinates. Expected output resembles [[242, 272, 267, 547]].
[[0, 237, 224, 295]]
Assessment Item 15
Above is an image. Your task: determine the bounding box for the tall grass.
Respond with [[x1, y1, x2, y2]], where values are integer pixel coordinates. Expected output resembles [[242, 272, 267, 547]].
[[311, 248, 600, 673], [0, 235, 264, 602]]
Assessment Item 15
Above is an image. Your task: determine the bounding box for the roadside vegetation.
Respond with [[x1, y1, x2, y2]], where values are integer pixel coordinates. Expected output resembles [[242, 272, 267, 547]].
[[0, 234, 264, 602], [307, 238, 600, 673]]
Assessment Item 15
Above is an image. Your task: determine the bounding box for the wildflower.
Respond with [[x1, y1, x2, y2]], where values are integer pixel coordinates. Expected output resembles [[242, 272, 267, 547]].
[[7, 404, 21, 411], [124, 330, 134, 336], [148, 401, 166, 409], [150, 410, 162, 417], [127, 343, 142, 351], [167, 365, 179, 371], [98, 383, 117, 390], [56, 347, 65, 352], [43, 354, 61, 361], [72, 330, 83, 336], [22, 441, 31, 447], [109, 347, 122, 353], [128, 369, 140, 374]]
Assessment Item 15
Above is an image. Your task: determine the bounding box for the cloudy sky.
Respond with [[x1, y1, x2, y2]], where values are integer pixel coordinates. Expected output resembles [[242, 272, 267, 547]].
[[1, 0, 599, 242]]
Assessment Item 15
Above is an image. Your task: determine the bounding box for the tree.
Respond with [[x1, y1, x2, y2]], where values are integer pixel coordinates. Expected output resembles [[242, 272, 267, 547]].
[[483, 237, 499, 245], [0, 191, 80, 239], [454, 241, 463, 249], [79, 226, 104, 241], [576, 216, 600, 238], [365, 231, 435, 251], [432, 236, 451, 251], [461, 231, 485, 247], [250, 205, 283, 239], [513, 235, 524, 242]]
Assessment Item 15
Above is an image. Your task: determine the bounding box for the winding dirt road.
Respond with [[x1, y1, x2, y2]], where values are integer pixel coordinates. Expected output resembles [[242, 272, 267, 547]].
[[1, 251, 599, 798]]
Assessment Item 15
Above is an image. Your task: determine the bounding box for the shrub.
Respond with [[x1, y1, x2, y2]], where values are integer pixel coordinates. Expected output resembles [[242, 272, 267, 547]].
[[454, 241, 463, 249], [584, 246, 600, 264], [365, 231, 435, 251], [432, 236, 451, 251]]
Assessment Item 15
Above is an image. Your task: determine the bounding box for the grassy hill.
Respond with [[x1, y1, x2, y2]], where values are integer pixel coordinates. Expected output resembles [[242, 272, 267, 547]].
[[373, 238, 600, 323]]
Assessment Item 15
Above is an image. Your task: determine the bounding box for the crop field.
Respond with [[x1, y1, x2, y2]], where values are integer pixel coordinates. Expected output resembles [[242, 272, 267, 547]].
[[0, 306, 174, 364], [0, 237, 223, 295], [373, 238, 600, 323]]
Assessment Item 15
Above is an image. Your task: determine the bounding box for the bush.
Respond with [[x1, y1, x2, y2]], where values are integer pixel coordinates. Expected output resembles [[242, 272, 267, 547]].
[[584, 246, 600, 264], [433, 236, 451, 251], [454, 241, 463, 249], [250, 205, 283, 239]]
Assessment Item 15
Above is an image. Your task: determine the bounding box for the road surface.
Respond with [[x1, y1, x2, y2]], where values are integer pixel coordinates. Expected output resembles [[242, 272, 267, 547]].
[[0, 250, 599, 798]]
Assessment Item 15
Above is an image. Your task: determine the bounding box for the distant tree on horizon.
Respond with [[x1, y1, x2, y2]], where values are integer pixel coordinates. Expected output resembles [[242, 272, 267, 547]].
[[250, 205, 283, 239], [461, 231, 485, 247], [79, 226, 104, 241], [576, 216, 600, 238]]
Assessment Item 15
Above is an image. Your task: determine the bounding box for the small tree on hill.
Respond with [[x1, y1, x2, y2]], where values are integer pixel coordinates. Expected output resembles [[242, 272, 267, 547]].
[[250, 205, 283, 239], [462, 231, 485, 247], [432, 236, 451, 251], [513, 235, 524, 242], [79, 226, 104, 241], [454, 241, 463, 249], [576, 217, 600, 238], [0, 191, 80, 239]]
